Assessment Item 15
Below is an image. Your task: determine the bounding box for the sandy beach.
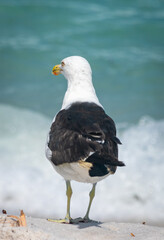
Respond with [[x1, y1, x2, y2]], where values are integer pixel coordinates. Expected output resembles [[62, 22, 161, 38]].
[[0, 215, 164, 240]]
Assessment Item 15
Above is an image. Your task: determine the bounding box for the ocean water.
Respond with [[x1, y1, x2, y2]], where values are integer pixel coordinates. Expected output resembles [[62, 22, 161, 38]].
[[0, 0, 164, 224]]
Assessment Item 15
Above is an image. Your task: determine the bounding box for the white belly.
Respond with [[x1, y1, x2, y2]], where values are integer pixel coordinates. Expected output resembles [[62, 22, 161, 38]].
[[52, 162, 110, 184]]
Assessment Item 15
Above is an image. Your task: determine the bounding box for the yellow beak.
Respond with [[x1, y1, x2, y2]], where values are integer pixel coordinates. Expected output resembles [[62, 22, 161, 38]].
[[52, 64, 61, 75]]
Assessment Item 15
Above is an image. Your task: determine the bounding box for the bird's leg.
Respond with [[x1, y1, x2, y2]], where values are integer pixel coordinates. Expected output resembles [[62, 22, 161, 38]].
[[65, 180, 72, 221], [71, 183, 97, 224], [83, 183, 96, 221], [73, 183, 97, 223], [48, 180, 73, 224]]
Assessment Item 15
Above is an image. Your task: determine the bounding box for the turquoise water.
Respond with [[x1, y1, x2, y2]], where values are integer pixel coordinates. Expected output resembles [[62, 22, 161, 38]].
[[0, 0, 164, 122], [0, 0, 164, 223]]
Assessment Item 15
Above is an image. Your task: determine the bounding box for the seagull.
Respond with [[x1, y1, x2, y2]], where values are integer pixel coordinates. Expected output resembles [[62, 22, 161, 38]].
[[46, 56, 125, 223]]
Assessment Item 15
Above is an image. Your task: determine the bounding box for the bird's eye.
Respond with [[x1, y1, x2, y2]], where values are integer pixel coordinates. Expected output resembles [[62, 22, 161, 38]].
[[61, 61, 65, 67]]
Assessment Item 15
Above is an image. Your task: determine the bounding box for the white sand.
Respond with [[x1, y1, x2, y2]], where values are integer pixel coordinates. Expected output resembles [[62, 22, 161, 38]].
[[0, 216, 164, 240]]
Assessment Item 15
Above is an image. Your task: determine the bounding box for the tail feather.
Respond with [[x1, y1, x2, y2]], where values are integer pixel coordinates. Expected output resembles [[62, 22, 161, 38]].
[[86, 153, 125, 167]]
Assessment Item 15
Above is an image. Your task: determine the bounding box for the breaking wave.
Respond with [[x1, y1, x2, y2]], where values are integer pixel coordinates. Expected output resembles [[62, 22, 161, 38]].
[[0, 104, 164, 224]]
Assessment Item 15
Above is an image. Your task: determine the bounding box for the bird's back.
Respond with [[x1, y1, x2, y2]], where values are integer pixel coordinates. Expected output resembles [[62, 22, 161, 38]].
[[46, 102, 124, 182]]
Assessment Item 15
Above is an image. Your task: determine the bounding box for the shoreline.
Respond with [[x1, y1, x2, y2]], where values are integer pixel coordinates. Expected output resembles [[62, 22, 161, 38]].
[[0, 215, 164, 240]]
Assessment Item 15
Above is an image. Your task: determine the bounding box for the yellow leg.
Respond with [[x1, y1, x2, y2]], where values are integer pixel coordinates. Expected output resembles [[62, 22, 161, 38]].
[[48, 180, 72, 223], [65, 183, 97, 224], [73, 183, 97, 223], [83, 183, 96, 221], [65, 180, 72, 221]]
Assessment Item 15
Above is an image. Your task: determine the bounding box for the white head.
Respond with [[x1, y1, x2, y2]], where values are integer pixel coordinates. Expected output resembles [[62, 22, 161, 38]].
[[52, 56, 92, 83], [52, 56, 102, 109]]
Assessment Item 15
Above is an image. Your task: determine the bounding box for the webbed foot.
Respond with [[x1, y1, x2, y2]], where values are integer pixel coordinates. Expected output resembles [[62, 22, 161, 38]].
[[47, 217, 72, 224]]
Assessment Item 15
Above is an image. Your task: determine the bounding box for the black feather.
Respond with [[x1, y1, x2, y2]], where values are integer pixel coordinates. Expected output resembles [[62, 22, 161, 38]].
[[47, 102, 124, 177]]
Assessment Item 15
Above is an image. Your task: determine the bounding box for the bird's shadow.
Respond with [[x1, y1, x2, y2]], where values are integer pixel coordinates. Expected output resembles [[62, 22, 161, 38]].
[[74, 220, 102, 229]]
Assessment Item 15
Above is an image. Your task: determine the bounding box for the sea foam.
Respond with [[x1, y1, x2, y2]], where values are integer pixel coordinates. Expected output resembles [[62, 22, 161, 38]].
[[0, 104, 164, 224]]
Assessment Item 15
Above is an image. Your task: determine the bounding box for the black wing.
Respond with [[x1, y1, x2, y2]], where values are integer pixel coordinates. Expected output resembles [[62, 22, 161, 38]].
[[48, 102, 124, 176]]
